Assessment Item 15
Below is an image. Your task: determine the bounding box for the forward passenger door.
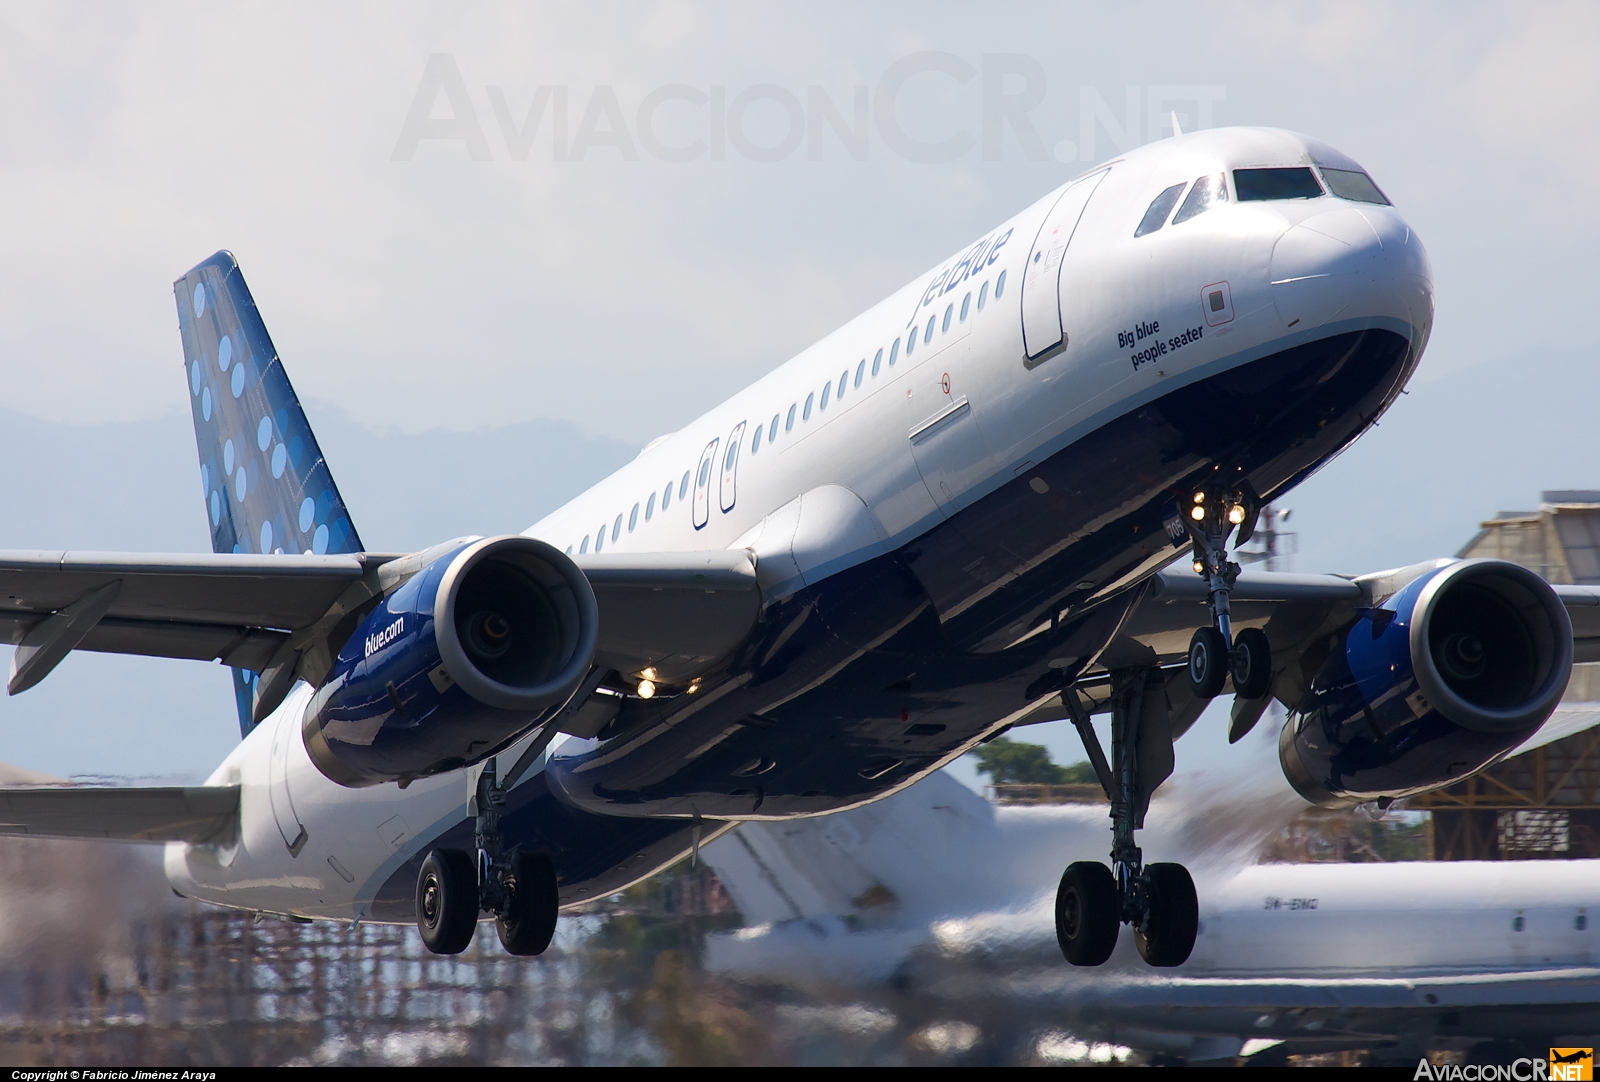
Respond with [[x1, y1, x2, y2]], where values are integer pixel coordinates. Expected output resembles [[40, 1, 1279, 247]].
[[1020, 168, 1110, 364]]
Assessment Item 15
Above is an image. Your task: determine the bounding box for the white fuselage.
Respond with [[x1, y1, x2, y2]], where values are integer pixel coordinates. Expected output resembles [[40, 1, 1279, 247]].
[[168, 126, 1433, 922]]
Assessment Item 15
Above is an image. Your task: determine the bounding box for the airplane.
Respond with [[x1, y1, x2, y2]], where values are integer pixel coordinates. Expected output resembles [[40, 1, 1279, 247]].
[[701, 711, 1600, 1064], [0, 125, 1589, 972]]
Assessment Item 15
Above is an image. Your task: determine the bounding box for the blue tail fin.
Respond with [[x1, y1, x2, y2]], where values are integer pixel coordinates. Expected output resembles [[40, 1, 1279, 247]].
[[173, 251, 365, 734]]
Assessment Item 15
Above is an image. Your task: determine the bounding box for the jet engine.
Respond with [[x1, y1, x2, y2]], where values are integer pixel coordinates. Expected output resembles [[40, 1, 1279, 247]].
[[303, 535, 598, 787], [1280, 559, 1571, 808]]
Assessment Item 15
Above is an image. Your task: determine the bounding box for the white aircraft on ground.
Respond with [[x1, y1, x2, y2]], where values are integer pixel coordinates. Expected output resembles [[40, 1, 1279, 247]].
[[702, 708, 1600, 1064], [0, 126, 1589, 970]]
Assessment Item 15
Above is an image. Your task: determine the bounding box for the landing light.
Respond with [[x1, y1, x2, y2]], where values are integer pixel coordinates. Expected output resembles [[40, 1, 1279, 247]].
[[637, 679, 657, 699], [1228, 505, 1246, 525], [687, 679, 701, 695], [641, 666, 657, 681], [1193, 560, 1205, 574], [1190, 506, 1206, 521], [1193, 492, 1206, 504]]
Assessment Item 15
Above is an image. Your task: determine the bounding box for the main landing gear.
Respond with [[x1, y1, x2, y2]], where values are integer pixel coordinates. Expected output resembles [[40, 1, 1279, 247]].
[[1058, 670, 1198, 967], [417, 734, 563, 957]]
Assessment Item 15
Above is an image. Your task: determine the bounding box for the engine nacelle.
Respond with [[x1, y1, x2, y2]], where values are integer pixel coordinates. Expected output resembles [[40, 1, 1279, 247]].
[[303, 535, 598, 787], [1280, 559, 1571, 808]]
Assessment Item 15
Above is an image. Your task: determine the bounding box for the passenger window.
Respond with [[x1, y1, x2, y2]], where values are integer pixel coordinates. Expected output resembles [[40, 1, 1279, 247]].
[[612, 514, 623, 543], [960, 292, 971, 321], [838, 370, 848, 400], [872, 348, 883, 377], [662, 481, 673, 510], [698, 458, 712, 487], [646, 491, 656, 520], [978, 281, 989, 310], [1321, 167, 1390, 205], [820, 383, 830, 410], [786, 404, 797, 431], [628, 503, 639, 532], [1172, 173, 1227, 225], [769, 414, 779, 442], [855, 359, 865, 388], [1233, 167, 1323, 201], [566, 545, 573, 555], [579, 534, 589, 554], [994, 270, 1006, 298], [751, 425, 761, 454], [906, 328, 916, 356], [889, 338, 901, 365], [679, 470, 691, 500], [1134, 182, 1187, 237], [942, 304, 953, 333], [595, 525, 605, 552], [924, 315, 935, 344], [804, 392, 815, 420]]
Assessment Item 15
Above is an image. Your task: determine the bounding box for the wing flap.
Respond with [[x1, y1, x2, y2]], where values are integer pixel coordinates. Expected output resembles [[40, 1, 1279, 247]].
[[577, 551, 762, 680], [0, 785, 239, 844]]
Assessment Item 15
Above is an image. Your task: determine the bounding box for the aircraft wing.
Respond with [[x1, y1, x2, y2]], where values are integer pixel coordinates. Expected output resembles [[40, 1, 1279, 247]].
[[0, 546, 760, 695], [1104, 567, 1600, 673], [0, 785, 240, 844]]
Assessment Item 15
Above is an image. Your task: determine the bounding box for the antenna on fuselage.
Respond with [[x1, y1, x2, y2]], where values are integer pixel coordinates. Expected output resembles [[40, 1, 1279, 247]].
[[1170, 111, 1183, 138]]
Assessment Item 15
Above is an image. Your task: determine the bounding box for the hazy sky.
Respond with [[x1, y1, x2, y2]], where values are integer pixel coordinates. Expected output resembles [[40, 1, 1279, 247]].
[[0, 1, 1595, 444], [0, 1, 1597, 779]]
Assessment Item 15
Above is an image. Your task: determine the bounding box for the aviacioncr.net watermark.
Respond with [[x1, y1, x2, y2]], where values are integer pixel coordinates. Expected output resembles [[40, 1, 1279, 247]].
[[391, 52, 1224, 165]]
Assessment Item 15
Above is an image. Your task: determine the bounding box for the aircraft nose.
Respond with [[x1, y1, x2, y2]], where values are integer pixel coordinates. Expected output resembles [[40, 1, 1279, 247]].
[[1268, 204, 1430, 337], [1269, 206, 1383, 332]]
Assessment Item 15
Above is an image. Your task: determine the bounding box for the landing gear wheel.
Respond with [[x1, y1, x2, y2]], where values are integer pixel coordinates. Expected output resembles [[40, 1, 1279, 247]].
[[1230, 627, 1272, 700], [495, 851, 559, 956], [1135, 862, 1198, 967], [1187, 627, 1229, 699], [416, 848, 478, 955], [1055, 861, 1120, 966]]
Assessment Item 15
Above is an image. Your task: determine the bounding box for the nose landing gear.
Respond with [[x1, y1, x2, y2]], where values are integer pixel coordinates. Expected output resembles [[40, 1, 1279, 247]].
[[1058, 669, 1199, 968], [1183, 485, 1272, 701]]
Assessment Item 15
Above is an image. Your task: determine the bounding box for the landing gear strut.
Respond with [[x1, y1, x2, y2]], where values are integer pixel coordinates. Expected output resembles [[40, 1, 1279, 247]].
[[416, 720, 566, 956], [1183, 484, 1271, 701], [1058, 670, 1199, 967]]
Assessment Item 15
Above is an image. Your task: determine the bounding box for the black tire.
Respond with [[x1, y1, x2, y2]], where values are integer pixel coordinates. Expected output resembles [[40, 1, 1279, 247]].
[[1135, 862, 1198, 967], [1055, 861, 1119, 966], [496, 850, 559, 957], [1231, 627, 1272, 700], [1187, 626, 1229, 698], [416, 848, 478, 955]]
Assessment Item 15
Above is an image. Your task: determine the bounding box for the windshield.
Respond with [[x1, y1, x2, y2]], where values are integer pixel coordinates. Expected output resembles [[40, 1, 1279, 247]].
[[1233, 167, 1323, 202], [1321, 167, 1391, 205]]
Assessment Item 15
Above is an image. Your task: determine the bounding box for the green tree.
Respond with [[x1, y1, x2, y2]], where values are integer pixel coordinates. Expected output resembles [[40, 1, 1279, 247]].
[[972, 736, 1096, 785]]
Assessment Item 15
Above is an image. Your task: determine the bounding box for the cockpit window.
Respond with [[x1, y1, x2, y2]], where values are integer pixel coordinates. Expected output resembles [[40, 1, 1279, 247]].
[[1134, 182, 1187, 237], [1172, 173, 1228, 225], [1321, 168, 1391, 205], [1233, 167, 1323, 202]]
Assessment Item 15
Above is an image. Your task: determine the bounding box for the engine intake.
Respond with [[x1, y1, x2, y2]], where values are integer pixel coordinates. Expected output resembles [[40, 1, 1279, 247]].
[[304, 535, 598, 787], [1280, 559, 1571, 808]]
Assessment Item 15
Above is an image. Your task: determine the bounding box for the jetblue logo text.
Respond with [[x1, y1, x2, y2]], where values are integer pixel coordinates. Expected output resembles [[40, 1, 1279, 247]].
[[365, 617, 405, 659]]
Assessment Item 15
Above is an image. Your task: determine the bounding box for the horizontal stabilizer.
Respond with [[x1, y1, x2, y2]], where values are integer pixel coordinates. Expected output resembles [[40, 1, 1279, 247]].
[[0, 785, 239, 844]]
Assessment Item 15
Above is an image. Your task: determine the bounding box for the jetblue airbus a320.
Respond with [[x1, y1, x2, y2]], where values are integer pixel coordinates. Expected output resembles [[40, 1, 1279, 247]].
[[1, 127, 1590, 968]]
